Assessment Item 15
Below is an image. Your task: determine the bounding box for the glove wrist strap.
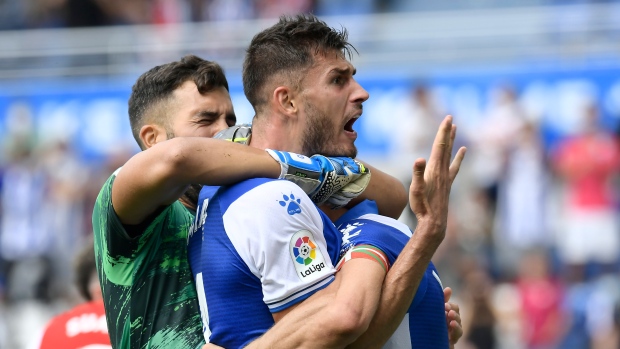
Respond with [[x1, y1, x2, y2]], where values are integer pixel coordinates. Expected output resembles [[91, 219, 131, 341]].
[[265, 149, 289, 179]]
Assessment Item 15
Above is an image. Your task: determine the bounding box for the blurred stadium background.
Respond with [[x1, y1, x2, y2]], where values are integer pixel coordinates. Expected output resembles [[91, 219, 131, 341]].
[[0, 0, 619, 348]]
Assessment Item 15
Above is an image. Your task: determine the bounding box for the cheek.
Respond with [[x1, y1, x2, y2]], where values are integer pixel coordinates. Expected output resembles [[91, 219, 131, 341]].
[[197, 127, 219, 138], [207, 123, 229, 138]]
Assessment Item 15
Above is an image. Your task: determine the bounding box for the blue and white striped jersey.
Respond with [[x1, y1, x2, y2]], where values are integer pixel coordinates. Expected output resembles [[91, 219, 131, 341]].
[[335, 200, 450, 349], [187, 178, 342, 349]]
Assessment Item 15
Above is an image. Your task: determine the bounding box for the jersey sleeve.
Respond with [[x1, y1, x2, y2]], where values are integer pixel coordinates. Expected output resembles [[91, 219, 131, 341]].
[[221, 180, 337, 313], [339, 214, 412, 267], [92, 170, 187, 286]]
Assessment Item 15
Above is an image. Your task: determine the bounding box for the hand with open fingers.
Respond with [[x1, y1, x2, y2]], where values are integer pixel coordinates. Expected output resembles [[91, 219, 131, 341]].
[[443, 287, 463, 348], [408, 115, 466, 245]]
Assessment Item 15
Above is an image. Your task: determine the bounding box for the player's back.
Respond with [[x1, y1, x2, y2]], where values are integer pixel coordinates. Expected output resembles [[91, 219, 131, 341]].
[[188, 178, 343, 349], [336, 201, 449, 349]]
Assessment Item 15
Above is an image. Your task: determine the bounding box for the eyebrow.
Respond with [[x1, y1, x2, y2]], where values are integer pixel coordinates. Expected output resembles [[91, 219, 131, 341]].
[[329, 66, 357, 76], [195, 110, 220, 118]]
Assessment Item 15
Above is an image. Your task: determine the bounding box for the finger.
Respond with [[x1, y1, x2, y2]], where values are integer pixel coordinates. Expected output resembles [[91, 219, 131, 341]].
[[448, 301, 460, 315], [448, 309, 462, 324], [449, 146, 467, 183], [443, 287, 452, 303], [446, 124, 457, 167], [428, 115, 453, 170], [449, 320, 464, 343], [409, 158, 428, 216]]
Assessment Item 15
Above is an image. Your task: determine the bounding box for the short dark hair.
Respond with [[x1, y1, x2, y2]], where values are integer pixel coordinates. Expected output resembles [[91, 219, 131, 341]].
[[243, 14, 355, 112], [74, 240, 97, 301], [128, 55, 229, 149]]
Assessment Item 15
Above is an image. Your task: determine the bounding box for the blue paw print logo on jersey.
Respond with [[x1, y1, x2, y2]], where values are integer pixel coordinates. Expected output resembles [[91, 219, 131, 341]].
[[279, 193, 302, 215]]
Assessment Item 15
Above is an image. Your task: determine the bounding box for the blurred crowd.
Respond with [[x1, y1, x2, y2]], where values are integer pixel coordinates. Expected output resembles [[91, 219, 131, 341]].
[[0, 0, 611, 30], [394, 84, 620, 349], [0, 118, 131, 348], [0, 2, 619, 346], [0, 80, 618, 349]]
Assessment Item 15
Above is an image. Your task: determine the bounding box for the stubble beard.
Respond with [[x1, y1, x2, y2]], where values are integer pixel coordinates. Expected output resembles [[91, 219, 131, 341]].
[[166, 130, 176, 140], [301, 102, 357, 158]]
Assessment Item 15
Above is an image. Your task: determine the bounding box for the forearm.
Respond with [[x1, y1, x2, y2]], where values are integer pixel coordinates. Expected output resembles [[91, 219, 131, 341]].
[[112, 137, 280, 224], [349, 161, 407, 219], [247, 260, 385, 349], [166, 137, 280, 186], [346, 220, 442, 349]]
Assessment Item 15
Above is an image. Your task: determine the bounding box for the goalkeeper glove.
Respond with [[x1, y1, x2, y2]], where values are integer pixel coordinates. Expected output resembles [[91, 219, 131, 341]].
[[266, 149, 371, 207]]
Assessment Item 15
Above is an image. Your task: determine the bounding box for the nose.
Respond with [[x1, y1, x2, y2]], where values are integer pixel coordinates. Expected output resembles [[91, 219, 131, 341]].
[[351, 79, 369, 104]]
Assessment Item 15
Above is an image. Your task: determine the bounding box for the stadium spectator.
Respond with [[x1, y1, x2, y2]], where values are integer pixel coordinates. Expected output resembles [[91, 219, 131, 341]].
[[461, 262, 497, 349], [495, 121, 550, 276], [0, 139, 52, 302], [517, 249, 565, 349], [551, 103, 620, 280], [38, 241, 111, 349], [255, 0, 313, 18], [392, 84, 444, 165]]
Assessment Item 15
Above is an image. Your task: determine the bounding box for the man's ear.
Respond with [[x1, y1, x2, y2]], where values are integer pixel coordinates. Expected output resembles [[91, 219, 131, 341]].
[[139, 124, 168, 149], [273, 86, 298, 116]]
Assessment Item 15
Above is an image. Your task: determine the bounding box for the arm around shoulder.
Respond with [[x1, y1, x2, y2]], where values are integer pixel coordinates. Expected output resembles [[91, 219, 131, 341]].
[[112, 137, 280, 225]]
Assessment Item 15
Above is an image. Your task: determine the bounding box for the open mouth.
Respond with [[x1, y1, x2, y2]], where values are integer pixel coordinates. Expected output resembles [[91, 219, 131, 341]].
[[344, 117, 358, 133]]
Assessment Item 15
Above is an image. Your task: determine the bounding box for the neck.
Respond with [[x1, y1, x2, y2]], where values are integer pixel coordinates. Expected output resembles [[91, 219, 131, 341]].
[[319, 204, 348, 222], [249, 112, 306, 154]]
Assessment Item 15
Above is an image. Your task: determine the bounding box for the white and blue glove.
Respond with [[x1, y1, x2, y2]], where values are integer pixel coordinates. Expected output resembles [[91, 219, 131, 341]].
[[266, 149, 371, 207], [214, 125, 371, 207]]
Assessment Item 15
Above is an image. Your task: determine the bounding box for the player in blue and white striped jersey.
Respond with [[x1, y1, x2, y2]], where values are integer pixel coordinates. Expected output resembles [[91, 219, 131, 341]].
[[192, 14, 466, 349], [335, 200, 451, 349], [188, 178, 344, 348]]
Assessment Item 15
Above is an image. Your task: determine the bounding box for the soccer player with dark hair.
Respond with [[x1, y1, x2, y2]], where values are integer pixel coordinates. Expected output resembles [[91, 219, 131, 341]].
[[190, 15, 465, 349]]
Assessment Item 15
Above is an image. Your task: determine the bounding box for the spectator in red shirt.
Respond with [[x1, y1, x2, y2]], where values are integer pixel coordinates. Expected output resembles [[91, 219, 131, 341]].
[[517, 249, 565, 349], [552, 103, 620, 278], [38, 241, 110, 349]]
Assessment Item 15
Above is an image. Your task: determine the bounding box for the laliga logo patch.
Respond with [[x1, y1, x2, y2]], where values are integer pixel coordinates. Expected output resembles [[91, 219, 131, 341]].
[[293, 236, 316, 265], [290, 230, 328, 279], [279, 193, 302, 215]]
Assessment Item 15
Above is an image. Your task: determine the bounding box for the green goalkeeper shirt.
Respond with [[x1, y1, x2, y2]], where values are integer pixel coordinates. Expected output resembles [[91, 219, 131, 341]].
[[93, 171, 204, 349]]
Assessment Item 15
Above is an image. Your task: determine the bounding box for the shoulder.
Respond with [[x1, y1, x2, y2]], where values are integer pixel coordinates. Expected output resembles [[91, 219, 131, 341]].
[[219, 178, 317, 217], [216, 179, 331, 255], [94, 172, 118, 206], [350, 214, 412, 238]]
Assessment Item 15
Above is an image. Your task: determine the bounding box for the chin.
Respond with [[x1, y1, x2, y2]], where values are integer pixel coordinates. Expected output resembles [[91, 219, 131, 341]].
[[323, 144, 357, 158]]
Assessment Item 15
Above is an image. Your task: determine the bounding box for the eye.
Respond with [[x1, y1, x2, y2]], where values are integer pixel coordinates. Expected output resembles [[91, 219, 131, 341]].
[[198, 118, 215, 125], [226, 115, 237, 127], [333, 77, 343, 85]]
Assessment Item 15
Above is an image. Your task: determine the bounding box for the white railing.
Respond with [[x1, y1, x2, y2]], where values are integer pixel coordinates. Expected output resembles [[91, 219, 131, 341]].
[[0, 3, 619, 79]]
